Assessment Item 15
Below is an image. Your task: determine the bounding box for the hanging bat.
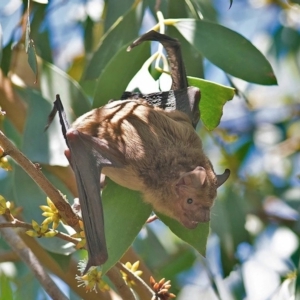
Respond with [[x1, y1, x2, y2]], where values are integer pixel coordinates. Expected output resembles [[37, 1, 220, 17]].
[[47, 31, 230, 273]]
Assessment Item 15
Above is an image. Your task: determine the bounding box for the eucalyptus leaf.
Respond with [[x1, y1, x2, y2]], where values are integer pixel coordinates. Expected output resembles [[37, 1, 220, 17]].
[[27, 40, 38, 83], [83, 7, 141, 80], [16, 87, 68, 166], [0, 274, 13, 300], [188, 77, 235, 130], [174, 19, 277, 85], [40, 61, 91, 118], [101, 180, 152, 273], [104, 0, 136, 31], [93, 42, 150, 108], [158, 213, 209, 255]]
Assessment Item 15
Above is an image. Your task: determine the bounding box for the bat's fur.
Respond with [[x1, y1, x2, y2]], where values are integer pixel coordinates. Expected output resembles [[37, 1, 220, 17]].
[[72, 99, 221, 228]]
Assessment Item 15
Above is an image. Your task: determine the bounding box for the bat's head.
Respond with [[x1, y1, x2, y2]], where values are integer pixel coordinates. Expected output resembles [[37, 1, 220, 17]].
[[174, 167, 230, 229]]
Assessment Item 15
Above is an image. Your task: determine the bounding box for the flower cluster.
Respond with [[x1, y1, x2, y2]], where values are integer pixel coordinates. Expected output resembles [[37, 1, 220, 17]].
[[120, 260, 143, 287], [40, 197, 63, 229], [0, 195, 10, 215], [76, 264, 109, 293], [150, 276, 176, 300], [26, 220, 57, 238]]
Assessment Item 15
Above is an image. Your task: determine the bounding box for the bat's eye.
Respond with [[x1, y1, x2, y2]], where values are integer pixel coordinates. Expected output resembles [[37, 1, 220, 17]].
[[187, 198, 193, 204]]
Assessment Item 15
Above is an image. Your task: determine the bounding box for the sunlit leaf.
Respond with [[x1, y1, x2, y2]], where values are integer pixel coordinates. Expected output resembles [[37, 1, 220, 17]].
[[0, 273, 13, 299], [188, 77, 235, 130], [174, 19, 277, 85]]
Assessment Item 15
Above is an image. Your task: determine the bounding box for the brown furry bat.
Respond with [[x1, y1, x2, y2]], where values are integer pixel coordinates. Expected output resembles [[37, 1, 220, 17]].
[[48, 30, 230, 272]]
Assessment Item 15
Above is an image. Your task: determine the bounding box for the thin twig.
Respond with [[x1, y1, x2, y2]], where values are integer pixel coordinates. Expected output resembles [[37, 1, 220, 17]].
[[0, 130, 80, 232], [116, 262, 154, 298], [0, 215, 68, 300], [107, 266, 137, 300]]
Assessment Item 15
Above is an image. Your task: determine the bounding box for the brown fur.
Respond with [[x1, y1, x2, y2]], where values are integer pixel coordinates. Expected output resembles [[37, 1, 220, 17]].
[[72, 99, 220, 228]]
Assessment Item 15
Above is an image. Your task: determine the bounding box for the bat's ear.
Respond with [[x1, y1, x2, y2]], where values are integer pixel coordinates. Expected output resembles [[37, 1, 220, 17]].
[[216, 169, 230, 187], [177, 166, 207, 188]]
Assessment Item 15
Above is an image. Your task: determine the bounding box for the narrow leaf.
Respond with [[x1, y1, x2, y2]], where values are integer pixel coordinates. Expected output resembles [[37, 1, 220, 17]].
[[93, 42, 150, 108], [174, 19, 277, 85], [40, 61, 91, 117], [27, 40, 38, 83], [83, 7, 140, 80]]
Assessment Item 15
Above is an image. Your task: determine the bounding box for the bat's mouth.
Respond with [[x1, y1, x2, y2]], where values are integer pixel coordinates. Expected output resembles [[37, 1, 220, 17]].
[[181, 214, 200, 229], [181, 209, 210, 229]]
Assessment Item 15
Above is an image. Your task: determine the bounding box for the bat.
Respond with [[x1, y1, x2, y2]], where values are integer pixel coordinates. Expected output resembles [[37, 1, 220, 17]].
[[46, 31, 230, 273]]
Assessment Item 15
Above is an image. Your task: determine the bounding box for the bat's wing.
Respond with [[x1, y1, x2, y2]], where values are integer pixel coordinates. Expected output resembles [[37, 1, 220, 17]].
[[127, 30, 200, 128], [47, 95, 123, 273], [121, 87, 200, 126]]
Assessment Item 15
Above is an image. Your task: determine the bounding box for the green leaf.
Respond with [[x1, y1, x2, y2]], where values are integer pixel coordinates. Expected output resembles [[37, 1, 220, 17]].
[[40, 61, 91, 117], [188, 77, 235, 130], [101, 180, 152, 273], [83, 7, 141, 80], [27, 40, 38, 83], [168, 26, 204, 78], [211, 187, 249, 272], [0, 273, 13, 300], [157, 213, 209, 255], [104, 0, 135, 32], [93, 42, 150, 108], [0, 41, 12, 76], [174, 19, 277, 85], [15, 87, 68, 166]]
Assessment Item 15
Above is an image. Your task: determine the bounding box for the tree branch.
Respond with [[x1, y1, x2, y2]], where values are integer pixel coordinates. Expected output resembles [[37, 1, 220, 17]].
[[107, 266, 137, 300], [0, 215, 68, 300], [0, 130, 81, 232]]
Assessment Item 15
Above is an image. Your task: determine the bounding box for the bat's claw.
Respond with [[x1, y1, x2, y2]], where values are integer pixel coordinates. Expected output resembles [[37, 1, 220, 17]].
[[147, 214, 159, 223]]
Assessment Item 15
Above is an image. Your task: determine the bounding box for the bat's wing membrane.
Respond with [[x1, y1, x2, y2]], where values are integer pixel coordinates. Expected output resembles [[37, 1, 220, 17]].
[[48, 96, 124, 273], [66, 131, 109, 273], [121, 87, 200, 127]]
